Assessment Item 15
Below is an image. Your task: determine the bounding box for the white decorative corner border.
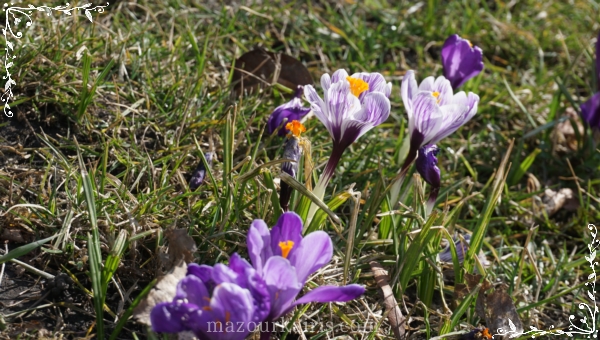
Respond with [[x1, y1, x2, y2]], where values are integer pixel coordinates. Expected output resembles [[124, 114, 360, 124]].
[[494, 223, 598, 338], [2, 2, 109, 117]]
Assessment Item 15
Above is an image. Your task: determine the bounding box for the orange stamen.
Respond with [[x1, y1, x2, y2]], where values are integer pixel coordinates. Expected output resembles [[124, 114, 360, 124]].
[[466, 39, 473, 48], [346, 76, 369, 97], [278, 240, 295, 259], [432, 91, 441, 104], [286, 120, 306, 138], [481, 328, 492, 339]]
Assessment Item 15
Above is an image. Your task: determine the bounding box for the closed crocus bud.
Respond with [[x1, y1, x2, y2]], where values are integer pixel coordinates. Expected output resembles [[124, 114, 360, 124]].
[[189, 152, 213, 191], [267, 85, 311, 136], [441, 34, 484, 89], [415, 145, 440, 188], [415, 145, 440, 215]]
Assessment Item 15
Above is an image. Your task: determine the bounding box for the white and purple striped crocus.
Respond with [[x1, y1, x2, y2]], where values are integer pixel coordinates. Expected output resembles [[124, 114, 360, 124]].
[[248, 212, 365, 339], [389, 70, 478, 207], [267, 85, 311, 136], [303, 69, 391, 225], [415, 144, 440, 215], [400, 70, 479, 172], [150, 253, 270, 339], [580, 30, 600, 129], [441, 34, 484, 89]]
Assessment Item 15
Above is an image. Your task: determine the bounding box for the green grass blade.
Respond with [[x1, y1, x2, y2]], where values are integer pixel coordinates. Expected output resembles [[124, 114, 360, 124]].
[[465, 140, 514, 274], [508, 148, 541, 186], [398, 213, 440, 290], [76, 139, 105, 339], [0, 235, 58, 264]]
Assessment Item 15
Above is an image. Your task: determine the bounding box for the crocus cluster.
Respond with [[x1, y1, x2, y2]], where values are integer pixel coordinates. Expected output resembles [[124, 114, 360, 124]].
[[151, 212, 365, 339], [580, 30, 600, 129], [389, 34, 483, 210]]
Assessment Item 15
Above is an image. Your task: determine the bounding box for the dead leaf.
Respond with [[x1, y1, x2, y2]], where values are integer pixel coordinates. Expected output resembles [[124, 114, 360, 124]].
[[542, 188, 579, 216], [551, 107, 584, 154], [0, 228, 27, 243], [369, 261, 406, 339], [483, 285, 523, 339], [161, 229, 197, 271], [133, 260, 188, 327], [134, 229, 197, 328], [231, 47, 313, 96]]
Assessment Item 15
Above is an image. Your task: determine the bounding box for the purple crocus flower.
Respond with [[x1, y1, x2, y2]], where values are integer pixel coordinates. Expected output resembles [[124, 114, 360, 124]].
[[400, 70, 479, 172], [439, 235, 470, 264], [441, 34, 484, 89], [580, 31, 600, 129], [267, 85, 311, 136], [303, 69, 391, 224], [189, 152, 213, 191], [415, 144, 440, 214], [247, 212, 365, 336], [151, 254, 270, 339]]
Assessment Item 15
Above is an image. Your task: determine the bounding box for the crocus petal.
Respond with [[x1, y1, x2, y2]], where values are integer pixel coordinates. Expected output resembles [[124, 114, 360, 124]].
[[247, 219, 273, 275], [212, 263, 238, 284], [209, 282, 256, 336], [228, 253, 271, 323], [151, 302, 200, 334], [262, 256, 303, 320], [418, 76, 436, 92], [356, 91, 391, 126], [432, 76, 454, 106], [351, 72, 392, 98], [331, 69, 349, 84], [581, 92, 600, 128], [430, 92, 478, 144], [441, 34, 484, 89], [304, 84, 330, 129], [325, 80, 361, 141], [415, 145, 441, 188], [292, 284, 365, 306], [187, 263, 214, 283], [288, 231, 333, 284], [321, 73, 332, 92], [401, 70, 418, 120], [175, 275, 210, 308], [270, 212, 304, 258], [332, 92, 390, 150], [412, 91, 444, 146]]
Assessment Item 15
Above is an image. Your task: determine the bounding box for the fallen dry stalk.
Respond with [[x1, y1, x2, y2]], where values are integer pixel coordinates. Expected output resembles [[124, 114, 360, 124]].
[[369, 261, 406, 339]]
